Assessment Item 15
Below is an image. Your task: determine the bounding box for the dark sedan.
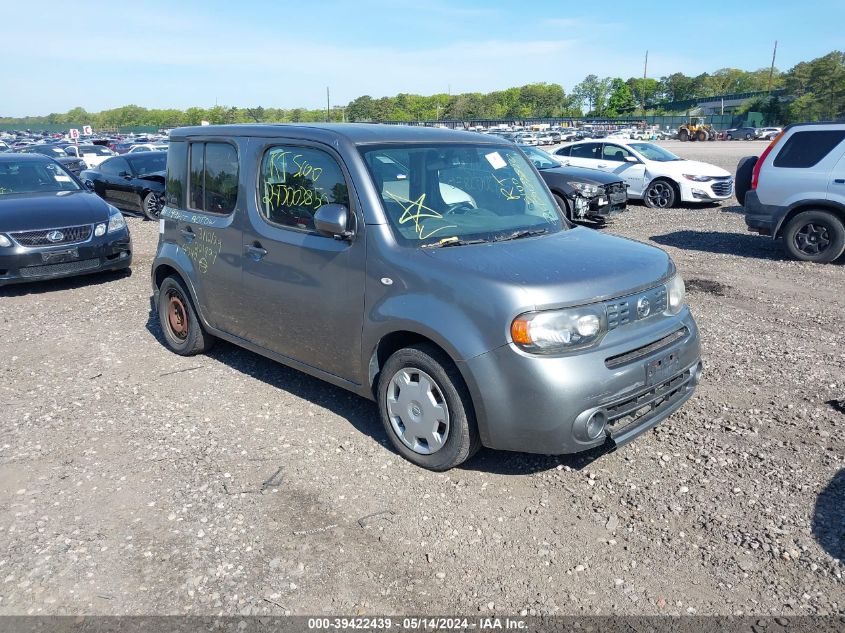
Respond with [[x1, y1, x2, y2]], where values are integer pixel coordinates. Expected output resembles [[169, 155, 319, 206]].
[[0, 154, 132, 286], [81, 151, 166, 220], [724, 127, 758, 141], [519, 145, 627, 222], [15, 144, 87, 175]]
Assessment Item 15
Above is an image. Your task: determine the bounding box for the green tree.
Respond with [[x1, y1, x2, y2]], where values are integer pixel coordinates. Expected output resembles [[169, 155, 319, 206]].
[[606, 79, 636, 116]]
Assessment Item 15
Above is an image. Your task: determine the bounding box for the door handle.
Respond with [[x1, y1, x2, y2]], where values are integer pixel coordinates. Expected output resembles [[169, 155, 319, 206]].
[[597, 163, 607, 168], [834, 179, 845, 184], [246, 243, 268, 261], [180, 227, 195, 243]]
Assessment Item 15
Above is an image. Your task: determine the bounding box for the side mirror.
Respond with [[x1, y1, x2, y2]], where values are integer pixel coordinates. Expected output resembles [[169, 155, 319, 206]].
[[84, 180, 95, 191], [313, 203, 353, 240], [624, 156, 639, 163]]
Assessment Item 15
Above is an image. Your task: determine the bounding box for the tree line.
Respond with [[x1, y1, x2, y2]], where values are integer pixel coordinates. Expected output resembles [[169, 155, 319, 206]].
[[2, 50, 842, 129]]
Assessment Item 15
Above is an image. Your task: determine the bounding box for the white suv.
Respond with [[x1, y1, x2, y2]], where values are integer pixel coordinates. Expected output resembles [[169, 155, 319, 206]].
[[737, 122, 845, 263]]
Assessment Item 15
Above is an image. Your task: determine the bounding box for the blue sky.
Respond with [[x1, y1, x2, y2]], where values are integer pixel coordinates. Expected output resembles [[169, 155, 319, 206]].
[[2, 0, 843, 117]]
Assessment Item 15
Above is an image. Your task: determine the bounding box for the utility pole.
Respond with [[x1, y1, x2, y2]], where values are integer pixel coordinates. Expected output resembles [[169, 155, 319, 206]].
[[767, 41, 778, 94], [642, 50, 649, 113], [326, 87, 330, 122]]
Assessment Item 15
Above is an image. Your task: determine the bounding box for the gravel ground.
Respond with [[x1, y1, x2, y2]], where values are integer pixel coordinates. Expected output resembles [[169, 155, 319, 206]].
[[0, 140, 842, 617]]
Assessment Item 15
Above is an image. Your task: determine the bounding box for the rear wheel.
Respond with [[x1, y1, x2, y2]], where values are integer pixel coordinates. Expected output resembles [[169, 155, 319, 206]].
[[783, 210, 845, 263], [726, 134, 733, 141], [157, 276, 215, 355], [643, 179, 677, 209], [377, 344, 480, 471]]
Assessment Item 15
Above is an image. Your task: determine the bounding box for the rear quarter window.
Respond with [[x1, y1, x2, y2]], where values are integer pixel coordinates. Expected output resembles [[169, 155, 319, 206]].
[[165, 141, 187, 208], [773, 130, 845, 168]]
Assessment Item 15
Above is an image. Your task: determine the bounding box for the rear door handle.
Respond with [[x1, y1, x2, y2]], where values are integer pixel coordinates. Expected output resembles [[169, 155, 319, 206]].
[[246, 243, 268, 261], [180, 227, 195, 243], [834, 179, 845, 184]]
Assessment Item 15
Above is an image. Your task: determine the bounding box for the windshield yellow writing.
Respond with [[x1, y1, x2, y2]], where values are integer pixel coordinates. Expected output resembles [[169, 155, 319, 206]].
[[491, 173, 524, 201], [385, 191, 457, 240]]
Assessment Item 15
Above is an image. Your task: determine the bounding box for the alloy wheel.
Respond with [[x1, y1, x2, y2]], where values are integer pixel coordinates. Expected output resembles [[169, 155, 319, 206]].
[[794, 222, 831, 255]]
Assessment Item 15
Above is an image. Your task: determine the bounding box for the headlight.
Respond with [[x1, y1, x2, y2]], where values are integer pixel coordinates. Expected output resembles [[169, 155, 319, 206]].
[[0, 234, 11, 247], [107, 205, 126, 233], [683, 174, 713, 182], [665, 275, 686, 314], [511, 305, 607, 354], [567, 181, 600, 196], [94, 223, 107, 236]]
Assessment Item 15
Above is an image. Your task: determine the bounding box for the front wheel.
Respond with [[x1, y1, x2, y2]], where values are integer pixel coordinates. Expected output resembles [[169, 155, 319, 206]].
[[157, 276, 215, 355], [553, 193, 572, 221], [745, 133, 753, 140], [643, 179, 677, 209], [783, 210, 845, 263], [377, 344, 480, 471], [143, 191, 162, 221]]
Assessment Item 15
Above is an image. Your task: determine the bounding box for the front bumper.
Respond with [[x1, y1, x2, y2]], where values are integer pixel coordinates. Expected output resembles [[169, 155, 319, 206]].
[[461, 308, 702, 454], [0, 230, 132, 286], [679, 178, 734, 202]]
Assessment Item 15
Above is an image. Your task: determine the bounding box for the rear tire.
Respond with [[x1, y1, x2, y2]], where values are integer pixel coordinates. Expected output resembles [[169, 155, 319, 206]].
[[377, 344, 480, 471], [157, 276, 215, 355], [782, 210, 845, 263], [726, 134, 733, 141]]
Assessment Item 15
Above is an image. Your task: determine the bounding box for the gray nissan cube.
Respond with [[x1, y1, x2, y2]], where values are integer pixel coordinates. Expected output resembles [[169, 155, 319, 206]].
[[152, 124, 702, 470]]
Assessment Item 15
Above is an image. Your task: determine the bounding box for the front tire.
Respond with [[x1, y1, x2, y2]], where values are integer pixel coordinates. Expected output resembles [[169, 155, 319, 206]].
[[377, 344, 480, 471], [143, 191, 161, 221], [157, 276, 215, 355], [782, 210, 845, 263], [726, 134, 733, 141], [553, 193, 572, 221], [643, 179, 677, 209], [745, 132, 753, 140]]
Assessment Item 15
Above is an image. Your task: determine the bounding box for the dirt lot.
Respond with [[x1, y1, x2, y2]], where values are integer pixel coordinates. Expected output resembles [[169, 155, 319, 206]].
[[0, 140, 842, 617]]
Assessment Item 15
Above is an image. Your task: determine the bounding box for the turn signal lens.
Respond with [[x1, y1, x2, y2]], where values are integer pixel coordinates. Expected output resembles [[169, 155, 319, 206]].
[[511, 318, 532, 345]]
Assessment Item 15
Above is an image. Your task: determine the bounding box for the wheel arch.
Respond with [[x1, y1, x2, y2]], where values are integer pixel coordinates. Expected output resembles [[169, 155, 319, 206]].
[[151, 259, 214, 331], [774, 201, 845, 238]]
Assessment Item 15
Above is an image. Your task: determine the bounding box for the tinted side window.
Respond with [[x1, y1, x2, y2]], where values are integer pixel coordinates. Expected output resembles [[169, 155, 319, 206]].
[[258, 146, 349, 232], [773, 130, 845, 168], [603, 144, 633, 161], [165, 141, 187, 207], [100, 157, 130, 176], [555, 146, 571, 157], [188, 142, 239, 214], [570, 143, 600, 159]]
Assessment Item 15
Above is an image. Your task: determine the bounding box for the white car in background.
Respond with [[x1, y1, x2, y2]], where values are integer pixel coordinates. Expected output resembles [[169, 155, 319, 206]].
[[128, 143, 168, 153], [554, 139, 733, 208], [63, 144, 115, 169]]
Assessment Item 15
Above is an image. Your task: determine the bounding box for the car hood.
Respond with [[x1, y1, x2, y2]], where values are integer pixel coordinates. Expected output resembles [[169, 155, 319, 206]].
[[0, 190, 111, 232], [541, 165, 622, 185], [423, 226, 673, 308], [656, 159, 730, 178]]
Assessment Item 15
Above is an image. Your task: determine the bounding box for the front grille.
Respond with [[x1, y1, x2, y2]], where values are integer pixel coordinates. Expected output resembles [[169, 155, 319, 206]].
[[605, 327, 689, 369], [11, 224, 92, 247], [605, 286, 668, 331], [19, 258, 101, 278], [711, 178, 733, 196], [605, 366, 694, 435]]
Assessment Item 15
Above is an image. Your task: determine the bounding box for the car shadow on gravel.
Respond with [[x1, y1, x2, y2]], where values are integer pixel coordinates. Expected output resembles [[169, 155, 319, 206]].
[[0, 268, 132, 297], [812, 469, 844, 561], [650, 230, 788, 260]]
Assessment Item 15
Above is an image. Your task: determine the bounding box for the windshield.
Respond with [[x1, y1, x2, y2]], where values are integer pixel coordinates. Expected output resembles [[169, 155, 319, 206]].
[[0, 159, 81, 195], [519, 146, 560, 170], [129, 152, 166, 174], [628, 143, 682, 161], [362, 144, 564, 247]]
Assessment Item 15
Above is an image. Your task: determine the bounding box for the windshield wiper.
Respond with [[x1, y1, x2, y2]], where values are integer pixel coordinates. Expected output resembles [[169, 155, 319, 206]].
[[422, 236, 488, 249], [492, 228, 548, 242]]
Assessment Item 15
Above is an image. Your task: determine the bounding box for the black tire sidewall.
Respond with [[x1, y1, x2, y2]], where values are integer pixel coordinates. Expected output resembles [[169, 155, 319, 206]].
[[377, 345, 478, 471], [734, 156, 758, 206], [783, 211, 845, 263], [157, 276, 207, 355], [553, 193, 571, 220]]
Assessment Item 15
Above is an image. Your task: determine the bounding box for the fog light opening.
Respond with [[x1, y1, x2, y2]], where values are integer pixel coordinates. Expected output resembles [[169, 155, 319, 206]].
[[691, 362, 704, 386], [586, 410, 608, 440]]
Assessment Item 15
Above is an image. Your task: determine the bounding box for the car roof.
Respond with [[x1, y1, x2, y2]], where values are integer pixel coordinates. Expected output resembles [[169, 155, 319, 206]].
[[170, 123, 504, 146], [0, 152, 54, 163]]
